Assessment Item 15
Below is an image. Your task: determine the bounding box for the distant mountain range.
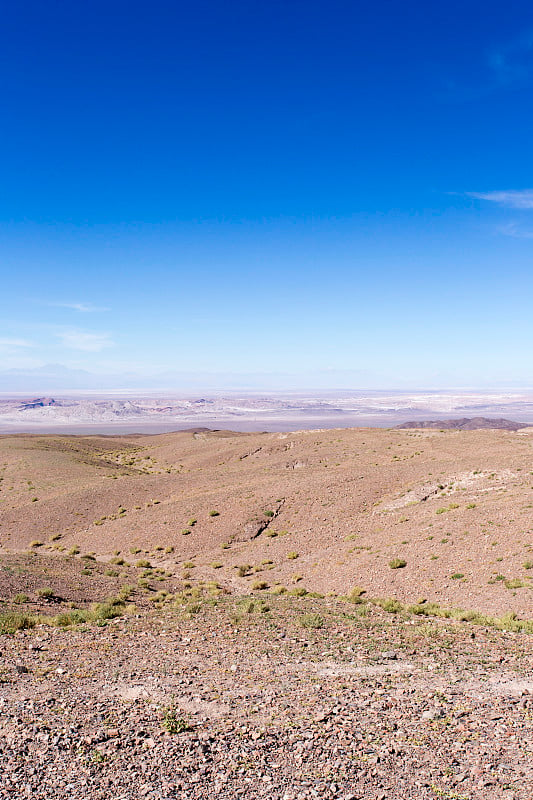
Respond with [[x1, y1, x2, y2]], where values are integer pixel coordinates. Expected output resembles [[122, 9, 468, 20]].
[[395, 417, 530, 431]]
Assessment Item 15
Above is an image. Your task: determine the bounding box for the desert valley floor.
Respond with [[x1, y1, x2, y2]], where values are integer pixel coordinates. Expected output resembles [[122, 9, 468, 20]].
[[0, 426, 532, 798]]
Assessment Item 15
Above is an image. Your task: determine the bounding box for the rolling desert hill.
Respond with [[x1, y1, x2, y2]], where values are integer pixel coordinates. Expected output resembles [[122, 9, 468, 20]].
[[2, 425, 533, 800], [1, 425, 532, 618]]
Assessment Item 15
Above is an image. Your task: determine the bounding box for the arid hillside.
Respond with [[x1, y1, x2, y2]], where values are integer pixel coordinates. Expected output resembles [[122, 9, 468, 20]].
[[1, 426, 532, 617]]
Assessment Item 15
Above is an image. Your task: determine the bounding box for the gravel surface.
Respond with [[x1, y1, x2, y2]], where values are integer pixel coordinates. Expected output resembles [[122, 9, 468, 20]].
[[1, 596, 532, 799]]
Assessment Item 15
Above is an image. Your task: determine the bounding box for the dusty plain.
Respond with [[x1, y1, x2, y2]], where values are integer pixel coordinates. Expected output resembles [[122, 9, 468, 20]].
[[0, 426, 532, 798]]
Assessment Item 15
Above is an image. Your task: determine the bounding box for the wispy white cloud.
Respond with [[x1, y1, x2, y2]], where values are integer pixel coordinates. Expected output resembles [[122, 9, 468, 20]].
[[53, 302, 110, 313], [56, 330, 115, 352], [467, 190, 533, 209], [498, 222, 533, 239], [0, 338, 33, 348]]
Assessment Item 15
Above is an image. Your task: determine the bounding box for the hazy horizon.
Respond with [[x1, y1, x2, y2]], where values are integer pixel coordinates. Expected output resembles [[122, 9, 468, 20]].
[[2, 388, 533, 434]]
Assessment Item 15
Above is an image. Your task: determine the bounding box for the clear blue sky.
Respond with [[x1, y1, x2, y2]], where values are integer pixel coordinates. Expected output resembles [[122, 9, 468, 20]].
[[1, 0, 533, 390]]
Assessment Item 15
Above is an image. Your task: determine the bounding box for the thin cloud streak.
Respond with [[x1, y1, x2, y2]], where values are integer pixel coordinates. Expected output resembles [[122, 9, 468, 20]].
[[0, 338, 33, 348], [52, 302, 111, 313], [56, 330, 115, 352], [467, 190, 533, 209], [498, 222, 533, 239]]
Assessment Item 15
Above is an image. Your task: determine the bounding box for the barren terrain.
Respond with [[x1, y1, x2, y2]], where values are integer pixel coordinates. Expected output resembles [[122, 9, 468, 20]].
[[1, 390, 533, 433], [1, 426, 532, 798]]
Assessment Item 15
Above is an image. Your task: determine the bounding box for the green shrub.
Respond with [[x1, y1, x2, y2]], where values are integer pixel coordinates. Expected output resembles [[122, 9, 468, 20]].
[[298, 613, 324, 629], [0, 612, 37, 634], [389, 558, 406, 569], [346, 586, 366, 604], [162, 709, 190, 734]]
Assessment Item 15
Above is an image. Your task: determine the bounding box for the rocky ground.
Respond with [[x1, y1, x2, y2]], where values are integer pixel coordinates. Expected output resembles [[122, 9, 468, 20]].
[[1, 593, 533, 800], [1, 427, 532, 798]]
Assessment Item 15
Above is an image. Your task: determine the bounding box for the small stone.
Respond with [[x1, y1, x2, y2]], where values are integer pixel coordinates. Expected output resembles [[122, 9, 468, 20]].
[[15, 665, 28, 674], [422, 708, 444, 721]]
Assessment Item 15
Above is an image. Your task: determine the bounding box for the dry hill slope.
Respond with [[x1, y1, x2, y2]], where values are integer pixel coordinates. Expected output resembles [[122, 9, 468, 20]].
[[1, 426, 532, 617]]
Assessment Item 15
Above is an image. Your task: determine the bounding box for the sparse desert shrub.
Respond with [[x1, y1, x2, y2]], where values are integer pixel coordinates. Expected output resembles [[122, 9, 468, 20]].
[[436, 508, 447, 515], [54, 609, 89, 627], [135, 559, 152, 568], [271, 585, 287, 595], [375, 597, 403, 613], [81, 554, 96, 561], [68, 546, 80, 556], [289, 587, 308, 597], [235, 564, 251, 577], [13, 593, 29, 604], [451, 573, 464, 580], [210, 562, 223, 569], [50, 534, 62, 541], [466, 503, 476, 509], [162, 708, 190, 734], [287, 551, 299, 560], [165, 546, 174, 554], [182, 561, 195, 569], [523, 561, 533, 570], [346, 586, 366, 604], [0, 612, 37, 634], [236, 597, 269, 614], [209, 510, 220, 517], [389, 558, 406, 569], [181, 529, 191, 536], [36, 587, 54, 599], [187, 518, 197, 526], [264, 511, 274, 517], [29, 540, 43, 548], [504, 578, 526, 589], [251, 580, 269, 590], [299, 613, 324, 629], [90, 599, 125, 620], [130, 547, 141, 554], [105, 569, 119, 577], [110, 557, 126, 565]]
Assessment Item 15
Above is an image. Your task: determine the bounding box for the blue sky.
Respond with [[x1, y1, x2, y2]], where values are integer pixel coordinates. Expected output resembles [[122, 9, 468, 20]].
[[1, 0, 533, 390]]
